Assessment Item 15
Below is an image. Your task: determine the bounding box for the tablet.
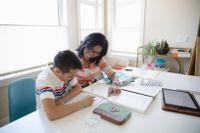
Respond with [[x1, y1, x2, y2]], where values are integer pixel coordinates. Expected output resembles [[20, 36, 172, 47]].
[[162, 88, 199, 111]]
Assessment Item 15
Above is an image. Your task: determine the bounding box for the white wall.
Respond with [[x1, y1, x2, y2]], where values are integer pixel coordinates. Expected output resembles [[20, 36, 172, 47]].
[[144, 0, 200, 48]]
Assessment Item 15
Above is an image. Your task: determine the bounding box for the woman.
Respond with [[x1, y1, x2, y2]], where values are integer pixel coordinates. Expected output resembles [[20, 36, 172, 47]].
[[76, 32, 120, 96]]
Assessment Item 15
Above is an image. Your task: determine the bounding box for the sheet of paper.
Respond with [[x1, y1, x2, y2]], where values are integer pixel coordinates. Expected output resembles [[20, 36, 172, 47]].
[[83, 82, 110, 98], [66, 92, 105, 108]]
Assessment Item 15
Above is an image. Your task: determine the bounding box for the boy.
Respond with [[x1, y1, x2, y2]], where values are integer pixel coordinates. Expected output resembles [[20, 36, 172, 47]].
[[35, 50, 94, 120]]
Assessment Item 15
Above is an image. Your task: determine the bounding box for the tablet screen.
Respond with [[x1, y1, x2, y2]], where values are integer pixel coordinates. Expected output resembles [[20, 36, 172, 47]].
[[162, 88, 198, 110]]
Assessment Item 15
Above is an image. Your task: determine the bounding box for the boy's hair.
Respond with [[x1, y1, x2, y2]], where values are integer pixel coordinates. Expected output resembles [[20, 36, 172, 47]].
[[53, 50, 82, 73], [76, 32, 108, 65]]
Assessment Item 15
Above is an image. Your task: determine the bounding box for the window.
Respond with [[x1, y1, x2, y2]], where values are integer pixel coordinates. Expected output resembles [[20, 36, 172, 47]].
[[77, 0, 104, 40], [0, 0, 59, 25], [0, 0, 68, 76], [0, 0, 144, 76], [58, 0, 68, 26], [109, 0, 145, 55]]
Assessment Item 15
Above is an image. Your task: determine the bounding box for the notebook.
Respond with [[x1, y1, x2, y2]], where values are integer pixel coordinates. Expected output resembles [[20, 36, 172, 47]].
[[162, 88, 200, 116]]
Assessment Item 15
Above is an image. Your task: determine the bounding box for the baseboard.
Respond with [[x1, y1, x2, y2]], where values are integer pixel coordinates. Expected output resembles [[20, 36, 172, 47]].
[[0, 116, 9, 127]]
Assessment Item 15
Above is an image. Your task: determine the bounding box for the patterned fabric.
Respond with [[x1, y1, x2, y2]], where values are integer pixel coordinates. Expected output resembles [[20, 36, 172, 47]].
[[76, 56, 114, 86], [35, 67, 77, 109], [35, 79, 73, 97]]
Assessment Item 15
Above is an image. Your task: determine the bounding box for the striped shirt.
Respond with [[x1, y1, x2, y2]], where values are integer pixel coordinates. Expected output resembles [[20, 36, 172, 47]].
[[76, 57, 114, 86], [35, 67, 77, 109]]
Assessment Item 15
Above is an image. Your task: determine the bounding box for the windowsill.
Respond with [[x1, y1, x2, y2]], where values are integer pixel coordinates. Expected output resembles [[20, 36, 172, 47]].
[[0, 67, 45, 88], [110, 52, 137, 60]]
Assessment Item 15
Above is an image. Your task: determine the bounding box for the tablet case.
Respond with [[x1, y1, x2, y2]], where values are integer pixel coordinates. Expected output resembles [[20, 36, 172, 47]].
[[93, 102, 131, 125], [162, 88, 200, 117]]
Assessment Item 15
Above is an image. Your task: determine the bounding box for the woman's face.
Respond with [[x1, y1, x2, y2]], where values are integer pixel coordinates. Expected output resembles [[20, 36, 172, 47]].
[[83, 45, 102, 60]]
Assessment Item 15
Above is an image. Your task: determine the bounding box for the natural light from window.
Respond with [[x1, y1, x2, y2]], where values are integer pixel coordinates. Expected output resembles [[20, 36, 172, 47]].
[[0, 0, 58, 25], [0, 0, 68, 75], [110, 0, 144, 55], [78, 0, 104, 40]]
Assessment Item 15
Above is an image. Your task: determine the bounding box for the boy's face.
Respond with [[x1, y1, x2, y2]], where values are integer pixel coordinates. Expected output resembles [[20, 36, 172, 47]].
[[58, 69, 78, 82]]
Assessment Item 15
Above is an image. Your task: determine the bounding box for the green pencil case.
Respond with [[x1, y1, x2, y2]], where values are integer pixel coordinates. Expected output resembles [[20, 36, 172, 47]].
[[93, 102, 131, 125]]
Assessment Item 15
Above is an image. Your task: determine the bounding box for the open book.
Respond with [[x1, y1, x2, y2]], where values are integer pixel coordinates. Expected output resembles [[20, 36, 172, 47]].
[[83, 82, 161, 113]]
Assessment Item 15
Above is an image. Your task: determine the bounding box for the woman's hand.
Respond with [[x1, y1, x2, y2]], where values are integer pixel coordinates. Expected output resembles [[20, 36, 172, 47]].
[[108, 85, 121, 97]]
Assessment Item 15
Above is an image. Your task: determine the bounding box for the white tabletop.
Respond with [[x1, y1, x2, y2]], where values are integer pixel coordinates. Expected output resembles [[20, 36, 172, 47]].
[[1, 68, 200, 133], [156, 71, 200, 93]]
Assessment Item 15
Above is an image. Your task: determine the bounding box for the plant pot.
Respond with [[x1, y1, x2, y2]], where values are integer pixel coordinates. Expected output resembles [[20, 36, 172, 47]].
[[156, 47, 170, 55]]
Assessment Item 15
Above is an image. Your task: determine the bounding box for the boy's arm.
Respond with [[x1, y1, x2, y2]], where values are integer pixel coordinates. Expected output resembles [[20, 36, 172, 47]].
[[42, 94, 94, 121], [55, 83, 82, 105]]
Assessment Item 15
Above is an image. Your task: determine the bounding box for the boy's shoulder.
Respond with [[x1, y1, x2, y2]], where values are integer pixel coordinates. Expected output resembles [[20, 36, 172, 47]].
[[37, 67, 51, 80], [36, 67, 58, 87]]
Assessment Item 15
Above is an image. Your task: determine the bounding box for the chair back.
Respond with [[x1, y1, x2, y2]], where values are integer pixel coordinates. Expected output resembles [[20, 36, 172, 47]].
[[8, 77, 36, 122]]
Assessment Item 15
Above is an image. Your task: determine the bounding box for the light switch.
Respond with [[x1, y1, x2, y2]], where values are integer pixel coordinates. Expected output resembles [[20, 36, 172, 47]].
[[176, 35, 189, 43]]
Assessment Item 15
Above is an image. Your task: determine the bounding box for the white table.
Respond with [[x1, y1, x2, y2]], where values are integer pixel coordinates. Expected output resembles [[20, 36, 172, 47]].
[[1, 68, 200, 133]]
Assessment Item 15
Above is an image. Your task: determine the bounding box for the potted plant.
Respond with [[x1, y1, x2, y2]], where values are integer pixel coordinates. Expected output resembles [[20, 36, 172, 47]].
[[143, 40, 157, 56], [155, 40, 170, 55]]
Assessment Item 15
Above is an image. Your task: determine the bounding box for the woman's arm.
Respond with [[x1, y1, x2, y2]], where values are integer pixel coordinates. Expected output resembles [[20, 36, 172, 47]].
[[109, 72, 118, 83]]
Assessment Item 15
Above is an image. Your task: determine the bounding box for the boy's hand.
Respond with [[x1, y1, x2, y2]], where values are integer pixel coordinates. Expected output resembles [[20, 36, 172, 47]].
[[108, 85, 121, 97], [82, 95, 95, 107]]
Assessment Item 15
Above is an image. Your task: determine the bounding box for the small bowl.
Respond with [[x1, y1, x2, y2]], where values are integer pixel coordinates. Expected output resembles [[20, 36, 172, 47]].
[[156, 47, 170, 55]]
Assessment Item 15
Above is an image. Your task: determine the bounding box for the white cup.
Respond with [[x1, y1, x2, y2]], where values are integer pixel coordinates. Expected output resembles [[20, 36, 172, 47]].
[[85, 114, 100, 133]]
